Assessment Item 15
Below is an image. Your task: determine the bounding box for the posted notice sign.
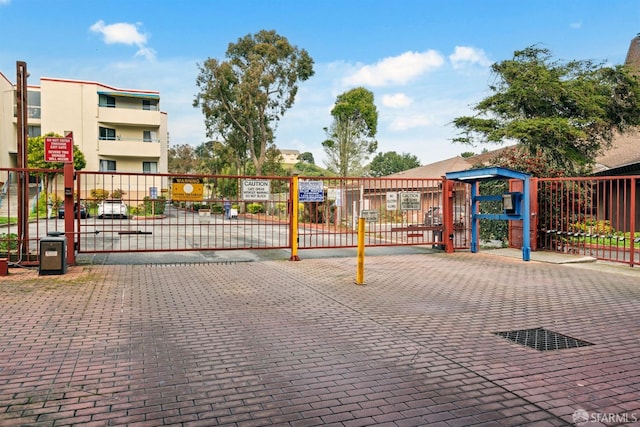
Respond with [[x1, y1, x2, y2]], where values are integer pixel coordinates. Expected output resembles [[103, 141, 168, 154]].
[[44, 137, 73, 163], [298, 180, 324, 202], [242, 179, 270, 200], [172, 177, 204, 201]]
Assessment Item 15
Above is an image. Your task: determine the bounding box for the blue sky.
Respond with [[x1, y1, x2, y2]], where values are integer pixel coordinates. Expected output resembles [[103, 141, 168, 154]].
[[1, 0, 638, 168]]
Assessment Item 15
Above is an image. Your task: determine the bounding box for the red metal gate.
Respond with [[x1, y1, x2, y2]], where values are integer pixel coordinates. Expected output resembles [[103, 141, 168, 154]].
[[294, 176, 471, 251], [75, 171, 292, 253], [535, 176, 638, 266]]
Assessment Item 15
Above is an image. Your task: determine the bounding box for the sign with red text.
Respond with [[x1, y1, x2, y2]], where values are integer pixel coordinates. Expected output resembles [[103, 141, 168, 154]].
[[44, 137, 73, 163]]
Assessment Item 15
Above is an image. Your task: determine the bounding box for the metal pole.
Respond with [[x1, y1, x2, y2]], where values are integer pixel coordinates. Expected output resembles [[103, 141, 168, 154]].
[[355, 217, 365, 285], [16, 61, 29, 261]]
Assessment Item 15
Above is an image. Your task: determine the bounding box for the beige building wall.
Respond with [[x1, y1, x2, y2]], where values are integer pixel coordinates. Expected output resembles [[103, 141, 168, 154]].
[[0, 74, 168, 176], [0, 72, 14, 169]]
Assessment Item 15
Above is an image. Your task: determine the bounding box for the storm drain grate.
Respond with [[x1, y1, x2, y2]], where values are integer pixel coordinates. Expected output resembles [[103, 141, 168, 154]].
[[493, 327, 594, 351]]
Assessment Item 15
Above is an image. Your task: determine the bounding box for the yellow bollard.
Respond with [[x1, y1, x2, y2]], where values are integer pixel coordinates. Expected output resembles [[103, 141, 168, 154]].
[[355, 217, 365, 285], [289, 175, 300, 261]]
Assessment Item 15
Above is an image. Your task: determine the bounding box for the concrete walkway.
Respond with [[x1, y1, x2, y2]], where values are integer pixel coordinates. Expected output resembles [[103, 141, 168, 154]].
[[1, 251, 639, 426]]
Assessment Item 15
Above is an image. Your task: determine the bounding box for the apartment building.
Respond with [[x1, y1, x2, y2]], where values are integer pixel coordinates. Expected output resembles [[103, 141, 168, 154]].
[[0, 72, 168, 174]]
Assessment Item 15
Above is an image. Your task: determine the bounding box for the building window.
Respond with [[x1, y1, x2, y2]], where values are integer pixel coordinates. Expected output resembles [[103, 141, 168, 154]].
[[99, 160, 116, 171], [27, 91, 41, 119], [142, 99, 157, 111], [99, 126, 116, 140], [99, 94, 116, 108], [28, 126, 41, 138], [143, 130, 157, 142], [143, 162, 158, 173]]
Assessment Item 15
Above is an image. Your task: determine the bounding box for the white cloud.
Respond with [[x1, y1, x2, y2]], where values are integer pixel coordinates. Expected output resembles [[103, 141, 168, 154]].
[[449, 46, 492, 69], [90, 20, 156, 60], [382, 93, 413, 108], [0, 0, 11, 5], [342, 50, 444, 87], [570, 21, 582, 29], [388, 114, 431, 131]]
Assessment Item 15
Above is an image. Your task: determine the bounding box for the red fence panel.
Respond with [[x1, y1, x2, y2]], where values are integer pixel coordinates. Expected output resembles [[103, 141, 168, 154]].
[[537, 176, 638, 266], [76, 171, 292, 253], [0, 167, 65, 265], [296, 176, 452, 249]]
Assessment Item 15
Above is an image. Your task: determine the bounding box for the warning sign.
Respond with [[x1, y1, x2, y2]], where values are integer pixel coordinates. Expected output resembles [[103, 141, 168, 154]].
[[400, 191, 421, 210], [242, 179, 270, 200], [44, 137, 73, 163], [172, 177, 204, 201]]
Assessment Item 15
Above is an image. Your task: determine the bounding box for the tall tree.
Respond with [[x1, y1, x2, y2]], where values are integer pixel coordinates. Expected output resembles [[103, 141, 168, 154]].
[[322, 87, 378, 176], [167, 144, 197, 173], [452, 46, 640, 175], [368, 151, 421, 177], [194, 29, 314, 175]]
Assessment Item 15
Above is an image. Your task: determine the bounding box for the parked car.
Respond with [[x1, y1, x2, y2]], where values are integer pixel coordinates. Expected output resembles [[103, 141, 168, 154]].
[[98, 199, 128, 219], [58, 203, 89, 219]]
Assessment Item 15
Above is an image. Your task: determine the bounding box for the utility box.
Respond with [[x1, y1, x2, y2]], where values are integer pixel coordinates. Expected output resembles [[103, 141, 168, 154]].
[[39, 231, 67, 275]]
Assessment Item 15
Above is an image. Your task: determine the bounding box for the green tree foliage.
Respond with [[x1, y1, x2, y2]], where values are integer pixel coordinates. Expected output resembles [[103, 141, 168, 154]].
[[297, 152, 315, 164], [453, 46, 640, 175], [368, 151, 421, 177], [27, 133, 86, 191], [294, 162, 334, 177], [194, 29, 315, 176], [194, 140, 236, 175], [167, 144, 198, 173], [322, 87, 378, 176]]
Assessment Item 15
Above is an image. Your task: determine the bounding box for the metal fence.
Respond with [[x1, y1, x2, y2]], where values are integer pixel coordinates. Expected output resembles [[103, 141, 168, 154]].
[[75, 171, 292, 253], [535, 176, 638, 266], [0, 167, 64, 265], [1, 166, 636, 267], [295, 176, 452, 249]]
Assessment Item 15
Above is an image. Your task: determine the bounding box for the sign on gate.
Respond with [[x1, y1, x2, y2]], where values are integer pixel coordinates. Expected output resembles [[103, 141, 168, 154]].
[[242, 179, 270, 200], [386, 192, 398, 211], [172, 177, 204, 201], [360, 210, 379, 222], [400, 191, 421, 210], [299, 180, 324, 202], [44, 136, 73, 162]]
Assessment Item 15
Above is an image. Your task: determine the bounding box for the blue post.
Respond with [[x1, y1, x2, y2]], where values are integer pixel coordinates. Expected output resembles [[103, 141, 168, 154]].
[[471, 182, 478, 253], [522, 177, 531, 261]]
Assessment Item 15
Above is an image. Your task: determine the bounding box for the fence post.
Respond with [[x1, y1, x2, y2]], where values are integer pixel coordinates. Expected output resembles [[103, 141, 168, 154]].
[[64, 162, 75, 266], [441, 178, 454, 253], [289, 175, 300, 261], [630, 177, 636, 267]]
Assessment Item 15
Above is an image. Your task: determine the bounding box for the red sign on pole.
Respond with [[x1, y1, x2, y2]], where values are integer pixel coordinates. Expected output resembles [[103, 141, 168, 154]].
[[44, 137, 73, 163]]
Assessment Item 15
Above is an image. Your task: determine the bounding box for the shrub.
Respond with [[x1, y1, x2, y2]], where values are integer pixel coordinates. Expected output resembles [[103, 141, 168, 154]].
[[142, 196, 166, 215], [573, 219, 614, 235], [247, 203, 264, 214], [0, 233, 18, 253], [91, 188, 109, 201], [110, 188, 126, 199]]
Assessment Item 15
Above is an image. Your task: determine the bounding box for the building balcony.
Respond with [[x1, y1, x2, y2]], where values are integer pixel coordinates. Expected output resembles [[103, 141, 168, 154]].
[[98, 138, 161, 158], [98, 106, 162, 126]]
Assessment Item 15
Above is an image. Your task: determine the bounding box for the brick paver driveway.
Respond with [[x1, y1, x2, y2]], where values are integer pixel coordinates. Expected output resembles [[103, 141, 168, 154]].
[[1, 252, 639, 426]]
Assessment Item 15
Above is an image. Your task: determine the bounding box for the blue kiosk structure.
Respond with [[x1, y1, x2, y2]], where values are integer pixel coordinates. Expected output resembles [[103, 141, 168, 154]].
[[446, 167, 532, 261]]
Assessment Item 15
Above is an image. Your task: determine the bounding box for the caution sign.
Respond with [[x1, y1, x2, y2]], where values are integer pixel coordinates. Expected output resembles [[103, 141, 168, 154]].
[[242, 179, 270, 201], [172, 177, 204, 201], [400, 191, 421, 210]]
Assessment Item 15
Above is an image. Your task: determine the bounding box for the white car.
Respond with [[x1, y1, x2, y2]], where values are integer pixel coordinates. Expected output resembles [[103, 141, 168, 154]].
[[98, 199, 128, 219]]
